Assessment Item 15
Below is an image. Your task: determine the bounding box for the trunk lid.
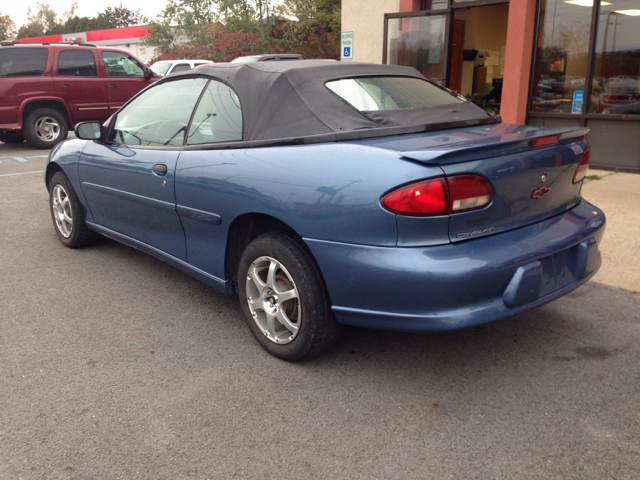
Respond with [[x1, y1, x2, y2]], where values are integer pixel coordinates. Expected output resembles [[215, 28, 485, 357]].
[[356, 123, 590, 243]]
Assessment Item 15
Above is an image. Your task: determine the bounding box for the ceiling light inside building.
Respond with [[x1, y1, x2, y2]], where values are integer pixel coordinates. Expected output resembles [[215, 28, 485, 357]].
[[613, 9, 640, 15], [564, 0, 611, 6]]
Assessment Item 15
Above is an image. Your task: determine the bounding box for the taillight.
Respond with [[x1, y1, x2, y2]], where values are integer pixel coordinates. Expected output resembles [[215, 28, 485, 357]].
[[381, 178, 448, 215], [447, 175, 493, 212], [531, 134, 560, 148], [381, 175, 492, 216], [573, 147, 590, 183]]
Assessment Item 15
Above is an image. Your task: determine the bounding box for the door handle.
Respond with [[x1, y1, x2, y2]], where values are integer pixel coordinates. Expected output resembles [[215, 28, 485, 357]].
[[61, 83, 71, 89], [152, 164, 168, 175], [108, 83, 117, 89]]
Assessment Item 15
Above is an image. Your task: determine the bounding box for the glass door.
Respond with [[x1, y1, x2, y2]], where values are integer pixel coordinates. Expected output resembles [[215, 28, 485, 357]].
[[385, 13, 450, 86]]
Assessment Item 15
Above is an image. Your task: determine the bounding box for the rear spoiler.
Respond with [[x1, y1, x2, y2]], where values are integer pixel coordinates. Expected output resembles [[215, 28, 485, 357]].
[[399, 127, 590, 165]]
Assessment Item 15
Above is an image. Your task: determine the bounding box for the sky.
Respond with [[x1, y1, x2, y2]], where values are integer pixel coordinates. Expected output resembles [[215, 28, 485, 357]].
[[2, 0, 167, 30]]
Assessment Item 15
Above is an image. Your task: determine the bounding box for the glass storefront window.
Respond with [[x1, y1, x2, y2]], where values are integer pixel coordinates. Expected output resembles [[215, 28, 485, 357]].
[[590, 0, 640, 115], [531, 0, 593, 113], [386, 15, 448, 85], [423, 0, 447, 9]]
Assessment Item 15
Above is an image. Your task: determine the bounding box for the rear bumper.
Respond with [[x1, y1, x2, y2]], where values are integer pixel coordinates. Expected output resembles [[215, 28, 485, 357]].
[[305, 200, 605, 331]]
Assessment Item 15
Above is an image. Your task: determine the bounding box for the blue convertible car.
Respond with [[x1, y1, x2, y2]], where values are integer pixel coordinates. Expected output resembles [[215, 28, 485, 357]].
[[46, 61, 605, 360]]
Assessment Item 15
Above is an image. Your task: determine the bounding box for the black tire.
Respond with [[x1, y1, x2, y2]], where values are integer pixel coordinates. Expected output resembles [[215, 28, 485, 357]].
[[0, 130, 24, 144], [23, 108, 68, 149], [238, 232, 338, 361], [49, 172, 99, 248]]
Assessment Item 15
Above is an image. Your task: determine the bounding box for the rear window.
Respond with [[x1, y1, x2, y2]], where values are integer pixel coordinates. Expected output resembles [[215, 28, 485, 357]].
[[325, 76, 464, 112], [0, 48, 48, 77]]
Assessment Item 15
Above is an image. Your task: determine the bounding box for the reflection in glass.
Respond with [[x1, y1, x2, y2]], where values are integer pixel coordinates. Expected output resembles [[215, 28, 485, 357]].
[[423, 0, 447, 10], [101, 51, 145, 78], [590, 1, 640, 114], [530, 0, 593, 113], [386, 16, 447, 85]]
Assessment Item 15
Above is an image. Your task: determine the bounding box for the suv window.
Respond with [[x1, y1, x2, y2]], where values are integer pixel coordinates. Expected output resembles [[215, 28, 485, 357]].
[[187, 80, 242, 144], [102, 51, 144, 77], [0, 48, 48, 77], [110, 78, 208, 146], [57, 50, 98, 77], [171, 63, 192, 73]]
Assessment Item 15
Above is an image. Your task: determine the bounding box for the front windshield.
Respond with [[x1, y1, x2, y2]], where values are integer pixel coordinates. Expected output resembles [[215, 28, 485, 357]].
[[326, 76, 464, 112], [150, 62, 172, 75]]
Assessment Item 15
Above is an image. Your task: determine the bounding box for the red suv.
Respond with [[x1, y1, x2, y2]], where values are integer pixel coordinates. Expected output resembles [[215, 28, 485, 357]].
[[0, 41, 159, 148]]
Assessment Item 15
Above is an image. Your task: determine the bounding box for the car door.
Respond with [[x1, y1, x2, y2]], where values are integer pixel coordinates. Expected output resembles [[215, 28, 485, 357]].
[[53, 48, 109, 122], [101, 50, 155, 113], [174, 79, 244, 279], [79, 77, 209, 260]]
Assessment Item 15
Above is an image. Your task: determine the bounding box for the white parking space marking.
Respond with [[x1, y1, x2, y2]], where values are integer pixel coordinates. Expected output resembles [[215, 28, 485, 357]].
[[0, 154, 49, 164], [0, 170, 45, 177]]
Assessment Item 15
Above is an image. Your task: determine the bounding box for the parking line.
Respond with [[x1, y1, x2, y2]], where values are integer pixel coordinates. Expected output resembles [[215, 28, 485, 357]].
[[0, 170, 45, 177]]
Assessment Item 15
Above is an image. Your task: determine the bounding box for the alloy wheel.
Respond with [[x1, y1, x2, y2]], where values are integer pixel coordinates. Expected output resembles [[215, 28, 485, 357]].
[[51, 184, 73, 238], [245, 256, 301, 344]]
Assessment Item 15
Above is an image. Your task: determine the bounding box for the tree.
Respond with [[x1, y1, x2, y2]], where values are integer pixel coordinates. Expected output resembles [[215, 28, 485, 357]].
[[0, 12, 17, 40], [143, 21, 178, 54], [274, 0, 340, 59], [144, 0, 338, 61], [16, 3, 60, 38], [99, 4, 149, 29], [162, 0, 221, 46]]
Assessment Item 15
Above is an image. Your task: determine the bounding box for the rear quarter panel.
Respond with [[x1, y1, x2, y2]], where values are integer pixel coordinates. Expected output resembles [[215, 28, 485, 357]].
[[174, 142, 444, 279]]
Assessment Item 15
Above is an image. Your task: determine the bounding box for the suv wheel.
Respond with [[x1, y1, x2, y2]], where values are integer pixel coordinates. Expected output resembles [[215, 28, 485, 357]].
[[0, 130, 24, 144], [23, 108, 68, 149]]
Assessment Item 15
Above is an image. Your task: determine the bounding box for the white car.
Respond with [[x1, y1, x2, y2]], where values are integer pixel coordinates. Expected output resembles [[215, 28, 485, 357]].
[[149, 59, 214, 76]]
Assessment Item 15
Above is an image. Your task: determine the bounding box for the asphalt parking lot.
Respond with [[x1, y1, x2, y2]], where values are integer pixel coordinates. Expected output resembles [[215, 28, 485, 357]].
[[1, 142, 639, 479]]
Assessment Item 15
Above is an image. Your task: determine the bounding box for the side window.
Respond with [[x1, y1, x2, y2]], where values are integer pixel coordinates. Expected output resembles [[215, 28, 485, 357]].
[[0, 48, 48, 77], [57, 50, 98, 77], [102, 51, 144, 77], [187, 80, 242, 144], [170, 63, 192, 74], [109, 78, 208, 146]]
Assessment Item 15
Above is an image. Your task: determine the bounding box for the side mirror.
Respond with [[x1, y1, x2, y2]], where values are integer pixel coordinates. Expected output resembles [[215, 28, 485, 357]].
[[144, 67, 152, 80], [75, 121, 104, 141]]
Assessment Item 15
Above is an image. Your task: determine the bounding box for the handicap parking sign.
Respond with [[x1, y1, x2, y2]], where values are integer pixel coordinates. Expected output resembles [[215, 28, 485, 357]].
[[341, 31, 354, 60]]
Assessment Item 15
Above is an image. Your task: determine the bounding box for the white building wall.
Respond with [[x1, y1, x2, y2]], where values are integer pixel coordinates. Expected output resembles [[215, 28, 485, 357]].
[[341, 0, 398, 64]]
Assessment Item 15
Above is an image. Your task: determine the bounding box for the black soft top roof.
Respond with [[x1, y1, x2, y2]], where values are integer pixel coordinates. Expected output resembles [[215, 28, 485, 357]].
[[167, 60, 496, 144]]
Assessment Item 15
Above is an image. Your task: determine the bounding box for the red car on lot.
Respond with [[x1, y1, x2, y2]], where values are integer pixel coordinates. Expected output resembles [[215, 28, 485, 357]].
[[0, 41, 159, 148]]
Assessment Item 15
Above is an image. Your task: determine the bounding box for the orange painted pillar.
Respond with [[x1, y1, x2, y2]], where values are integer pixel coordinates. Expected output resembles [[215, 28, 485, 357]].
[[399, 0, 421, 11], [501, 0, 538, 124]]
